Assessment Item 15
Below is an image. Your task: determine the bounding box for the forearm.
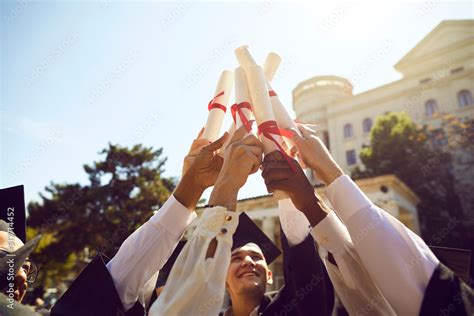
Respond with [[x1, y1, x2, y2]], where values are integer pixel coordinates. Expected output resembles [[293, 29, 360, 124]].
[[106, 195, 196, 310], [149, 206, 239, 315], [173, 173, 205, 210], [326, 174, 439, 315], [208, 177, 239, 211]]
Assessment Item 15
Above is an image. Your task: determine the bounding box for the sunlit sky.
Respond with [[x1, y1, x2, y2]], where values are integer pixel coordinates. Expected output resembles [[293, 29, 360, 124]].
[[1, 0, 473, 206]]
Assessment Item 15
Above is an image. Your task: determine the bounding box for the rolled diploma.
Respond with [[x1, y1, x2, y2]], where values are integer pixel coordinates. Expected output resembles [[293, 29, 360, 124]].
[[244, 65, 283, 155], [234, 67, 254, 131], [263, 52, 281, 82], [263, 53, 300, 149], [201, 70, 233, 142], [235, 46, 257, 70]]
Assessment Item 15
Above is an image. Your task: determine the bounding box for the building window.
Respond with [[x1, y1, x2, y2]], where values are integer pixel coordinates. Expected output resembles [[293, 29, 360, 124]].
[[346, 149, 357, 166], [343, 123, 353, 138], [457, 90, 472, 108], [362, 118, 373, 133], [425, 99, 438, 117]]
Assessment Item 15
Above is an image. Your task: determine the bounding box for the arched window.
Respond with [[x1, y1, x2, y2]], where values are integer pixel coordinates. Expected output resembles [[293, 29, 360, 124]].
[[458, 90, 472, 108], [362, 118, 373, 133], [425, 99, 438, 117], [343, 123, 353, 138]]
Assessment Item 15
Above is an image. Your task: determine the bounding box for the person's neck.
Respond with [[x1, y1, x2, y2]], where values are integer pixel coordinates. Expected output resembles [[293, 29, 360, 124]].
[[230, 292, 262, 316]]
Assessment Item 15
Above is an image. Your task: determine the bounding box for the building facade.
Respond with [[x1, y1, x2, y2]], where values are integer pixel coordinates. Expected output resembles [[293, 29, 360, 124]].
[[292, 20, 473, 173]]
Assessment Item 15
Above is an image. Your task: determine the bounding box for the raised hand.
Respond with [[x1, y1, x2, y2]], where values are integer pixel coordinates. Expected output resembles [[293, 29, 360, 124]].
[[261, 151, 329, 226], [290, 123, 344, 186], [174, 128, 228, 210], [183, 129, 229, 191], [209, 125, 263, 211]]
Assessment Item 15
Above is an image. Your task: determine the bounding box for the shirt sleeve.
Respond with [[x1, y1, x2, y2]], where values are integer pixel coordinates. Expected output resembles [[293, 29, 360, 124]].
[[311, 211, 396, 315], [149, 206, 239, 316], [325, 175, 439, 315], [106, 194, 197, 311], [278, 198, 312, 246]]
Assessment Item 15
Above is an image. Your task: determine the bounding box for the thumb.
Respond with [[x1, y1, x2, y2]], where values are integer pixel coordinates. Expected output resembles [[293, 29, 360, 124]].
[[204, 132, 229, 152]]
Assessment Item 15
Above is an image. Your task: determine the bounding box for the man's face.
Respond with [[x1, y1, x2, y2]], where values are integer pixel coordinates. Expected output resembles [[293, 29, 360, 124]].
[[0, 232, 29, 302], [226, 243, 272, 298]]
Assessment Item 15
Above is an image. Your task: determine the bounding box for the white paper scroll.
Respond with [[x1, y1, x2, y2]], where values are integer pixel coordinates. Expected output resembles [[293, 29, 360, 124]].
[[263, 52, 281, 81], [234, 67, 254, 131], [201, 70, 233, 142], [263, 52, 300, 150], [243, 66, 283, 154]]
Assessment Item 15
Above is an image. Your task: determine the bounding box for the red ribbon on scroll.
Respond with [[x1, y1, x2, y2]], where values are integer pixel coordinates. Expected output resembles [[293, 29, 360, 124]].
[[208, 91, 227, 112], [231, 102, 254, 133], [269, 90, 277, 97], [257, 120, 296, 172]]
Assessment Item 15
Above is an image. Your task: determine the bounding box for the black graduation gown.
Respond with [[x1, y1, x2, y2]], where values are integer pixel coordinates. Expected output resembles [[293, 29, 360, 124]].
[[256, 230, 336, 316], [419, 263, 473, 316], [50, 254, 146, 316]]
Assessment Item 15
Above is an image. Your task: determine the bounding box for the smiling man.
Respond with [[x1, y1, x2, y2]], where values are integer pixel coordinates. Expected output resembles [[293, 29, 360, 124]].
[[225, 243, 274, 316]]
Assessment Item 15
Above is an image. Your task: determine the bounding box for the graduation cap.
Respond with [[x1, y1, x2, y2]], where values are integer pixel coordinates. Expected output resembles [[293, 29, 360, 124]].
[[0, 185, 27, 242], [429, 246, 471, 284], [156, 212, 281, 287]]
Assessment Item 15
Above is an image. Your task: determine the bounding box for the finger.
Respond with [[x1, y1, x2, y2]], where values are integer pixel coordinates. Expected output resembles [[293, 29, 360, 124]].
[[261, 160, 290, 178], [241, 134, 262, 147], [296, 123, 317, 138], [241, 143, 263, 159], [229, 125, 247, 144], [245, 151, 262, 175], [189, 138, 211, 154], [197, 127, 205, 139], [266, 179, 293, 194], [262, 168, 292, 185], [204, 132, 229, 152]]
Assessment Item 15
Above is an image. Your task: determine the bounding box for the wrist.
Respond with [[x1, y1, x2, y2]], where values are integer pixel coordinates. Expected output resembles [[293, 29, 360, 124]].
[[320, 165, 344, 186], [297, 194, 331, 227], [209, 177, 239, 211], [174, 174, 205, 210]]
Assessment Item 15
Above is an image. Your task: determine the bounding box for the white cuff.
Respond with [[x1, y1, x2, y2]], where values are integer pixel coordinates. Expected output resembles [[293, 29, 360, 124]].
[[278, 198, 311, 246], [311, 211, 351, 255], [194, 206, 239, 244], [325, 175, 372, 223], [149, 195, 197, 237]]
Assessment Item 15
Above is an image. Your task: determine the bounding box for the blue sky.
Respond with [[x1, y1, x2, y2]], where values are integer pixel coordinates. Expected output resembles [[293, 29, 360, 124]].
[[1, 0, 473, 206]]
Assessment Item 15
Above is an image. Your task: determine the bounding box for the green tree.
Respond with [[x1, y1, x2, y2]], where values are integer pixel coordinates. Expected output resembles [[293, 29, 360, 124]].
[[352, 112, 466, 247], [27, 144, 175, 296]]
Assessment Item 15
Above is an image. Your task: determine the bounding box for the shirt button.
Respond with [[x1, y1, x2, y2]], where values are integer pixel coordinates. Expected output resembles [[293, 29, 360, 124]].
[[221, 228, 228, 234], [225, 215, 232, 221]]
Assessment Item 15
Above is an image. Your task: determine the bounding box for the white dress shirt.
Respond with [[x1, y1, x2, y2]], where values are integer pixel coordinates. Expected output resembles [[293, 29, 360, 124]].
[[278, 198, 395, 315], [325, 175, 439, 315], [106, 195, 197, 311], [149, 206, 239, 316]]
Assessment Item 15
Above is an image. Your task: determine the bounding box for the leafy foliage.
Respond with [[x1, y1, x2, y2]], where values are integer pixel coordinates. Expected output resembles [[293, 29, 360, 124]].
[[27, 144, 175, 296], [352, 112, 467, 247]]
